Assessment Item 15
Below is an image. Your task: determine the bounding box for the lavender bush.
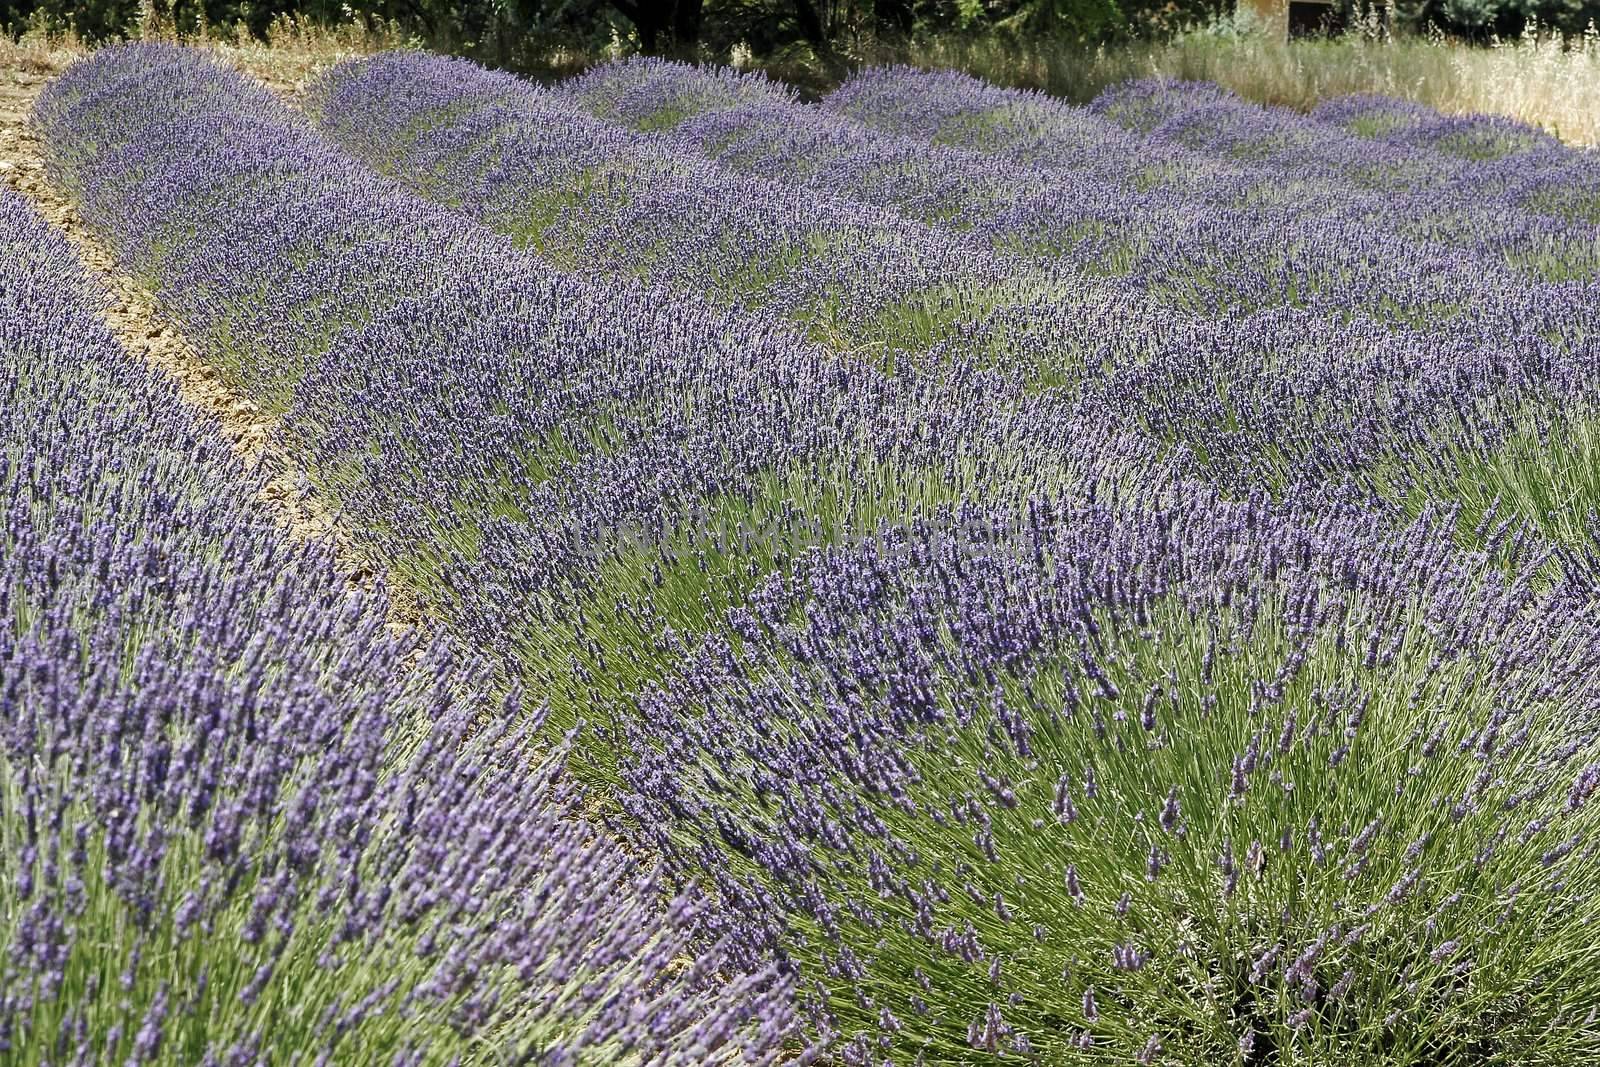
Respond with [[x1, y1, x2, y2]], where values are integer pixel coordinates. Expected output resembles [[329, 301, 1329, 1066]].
[[1308, 94, 1558, 161], [1086, 307, 1600, 559], [1311, 93, 1600, 227], [307, 47, 1600, 474], [816, 66, 1600, 288], [562, 61, 1600, 566], [0, 188, 799, 1063], [308, 59, 1600, 1060], [305, 52, 1055, 355], [31, 43, 510, 413], [561, 58, 793, 132], [328, 53, 1539, 334], [33, 46, 1175, 783], [29, 41, 1600, 1065], [311, 52, 1600, 575], [621, 491, 1600, 1063]]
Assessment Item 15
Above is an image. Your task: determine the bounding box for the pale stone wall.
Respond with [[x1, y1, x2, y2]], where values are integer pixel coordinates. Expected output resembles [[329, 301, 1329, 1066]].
[[1242, 0, 1288, 36]]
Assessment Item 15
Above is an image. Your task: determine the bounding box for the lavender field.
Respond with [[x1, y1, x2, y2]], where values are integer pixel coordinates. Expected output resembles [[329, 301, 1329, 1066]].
[[6, 40, 1600, 1066]]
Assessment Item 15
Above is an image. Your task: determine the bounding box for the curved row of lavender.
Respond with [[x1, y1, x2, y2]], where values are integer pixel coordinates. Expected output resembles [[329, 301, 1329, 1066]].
[[311, 52, 1590, 347], [30, 45, 506, 414], [816, 66, 1590, 228], [1309, 93, 1558, 158], [804, 70, 1600, 569], [29, 43, 1600, 1064], [620, 492, 1600, 1062], [1087, 77, 1559, 187], [307, 53, 1216, 396], [307, 52, 1600, 573], [1087, 80, 1600, 279], [304, 53, 1600, 548], [0, 187, 798, 1064], [31, 45, 1167, 764], [1308, 92, 1596, 203], [563, 59, 1600, 308], [302, 49, 1139, 331], [303, 51, 1072, 356], [1089, 79, 1574, 200]]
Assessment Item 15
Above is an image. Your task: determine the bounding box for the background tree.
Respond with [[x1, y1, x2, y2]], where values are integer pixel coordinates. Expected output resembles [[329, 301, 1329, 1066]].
[[6, 0, 1596, 81]]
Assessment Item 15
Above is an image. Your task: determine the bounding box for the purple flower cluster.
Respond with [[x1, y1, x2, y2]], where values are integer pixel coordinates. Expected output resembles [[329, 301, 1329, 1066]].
[[565, 60, 1600, 334], [37, 45, 1164, 748], [31, 40, 1600, 1066], [619, 490, 1600, 1061], [306, 52, 1037, 353], [0, 189, 799, 1061]]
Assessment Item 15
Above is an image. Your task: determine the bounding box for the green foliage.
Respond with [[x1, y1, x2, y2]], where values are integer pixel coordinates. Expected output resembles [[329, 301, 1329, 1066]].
[[635, 506, 1600, 1063], [3, 0, 1212, 60], [20, 0, 138, 39], [1396, 0, 1600, 38], [8, 0, 1600, 63]]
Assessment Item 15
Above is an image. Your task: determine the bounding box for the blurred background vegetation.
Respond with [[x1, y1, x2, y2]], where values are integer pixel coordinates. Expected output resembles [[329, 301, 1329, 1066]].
[[6, 0, 1600, 146], [11, 0, 1600, 69], [3, 0, 1205, 59]]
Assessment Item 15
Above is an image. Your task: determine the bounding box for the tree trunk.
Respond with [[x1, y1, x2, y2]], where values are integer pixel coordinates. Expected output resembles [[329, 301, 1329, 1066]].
[[612, 0, 665, 51], [876, 0, 914, 35], [791, 0, 834, 55], [670, 0, 703, 56]]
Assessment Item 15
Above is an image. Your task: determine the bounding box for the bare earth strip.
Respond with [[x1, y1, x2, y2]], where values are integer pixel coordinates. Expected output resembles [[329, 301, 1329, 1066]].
[[0, 61, 413, 633]]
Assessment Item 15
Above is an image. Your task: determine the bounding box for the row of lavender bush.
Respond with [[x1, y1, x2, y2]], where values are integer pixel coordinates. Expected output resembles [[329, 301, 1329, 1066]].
[[302, 53, 1048, 357], [0, 186, 797, 1063], [585, 59, 1598, 345], [304, 51, 1166, 384], [32, 45, 1154, 767], [299, 52, 1600, 1062], [304, 53, 1600, 411], [632, 68, 1600, 552], [310, 52, 1600, 575], [308, 54, 1600, 609], [567, 59, 1597, 315], [816, 66, 1596, 256], [26, 42, 1600, 1063]]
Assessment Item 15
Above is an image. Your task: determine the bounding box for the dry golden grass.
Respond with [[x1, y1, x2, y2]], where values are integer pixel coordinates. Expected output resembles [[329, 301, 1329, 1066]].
[[887, 20, 1600, 144], [0, 13, 408, 95], [0, 26, 85, 75], [208, 14, 416, 93]]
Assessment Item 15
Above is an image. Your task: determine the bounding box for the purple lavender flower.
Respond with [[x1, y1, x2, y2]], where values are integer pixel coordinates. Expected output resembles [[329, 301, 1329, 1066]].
[[0, 183, 799, 1063]]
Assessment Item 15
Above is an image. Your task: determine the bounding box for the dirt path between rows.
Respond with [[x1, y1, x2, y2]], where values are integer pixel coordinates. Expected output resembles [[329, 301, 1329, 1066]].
[[1, 59, 405, 627]]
